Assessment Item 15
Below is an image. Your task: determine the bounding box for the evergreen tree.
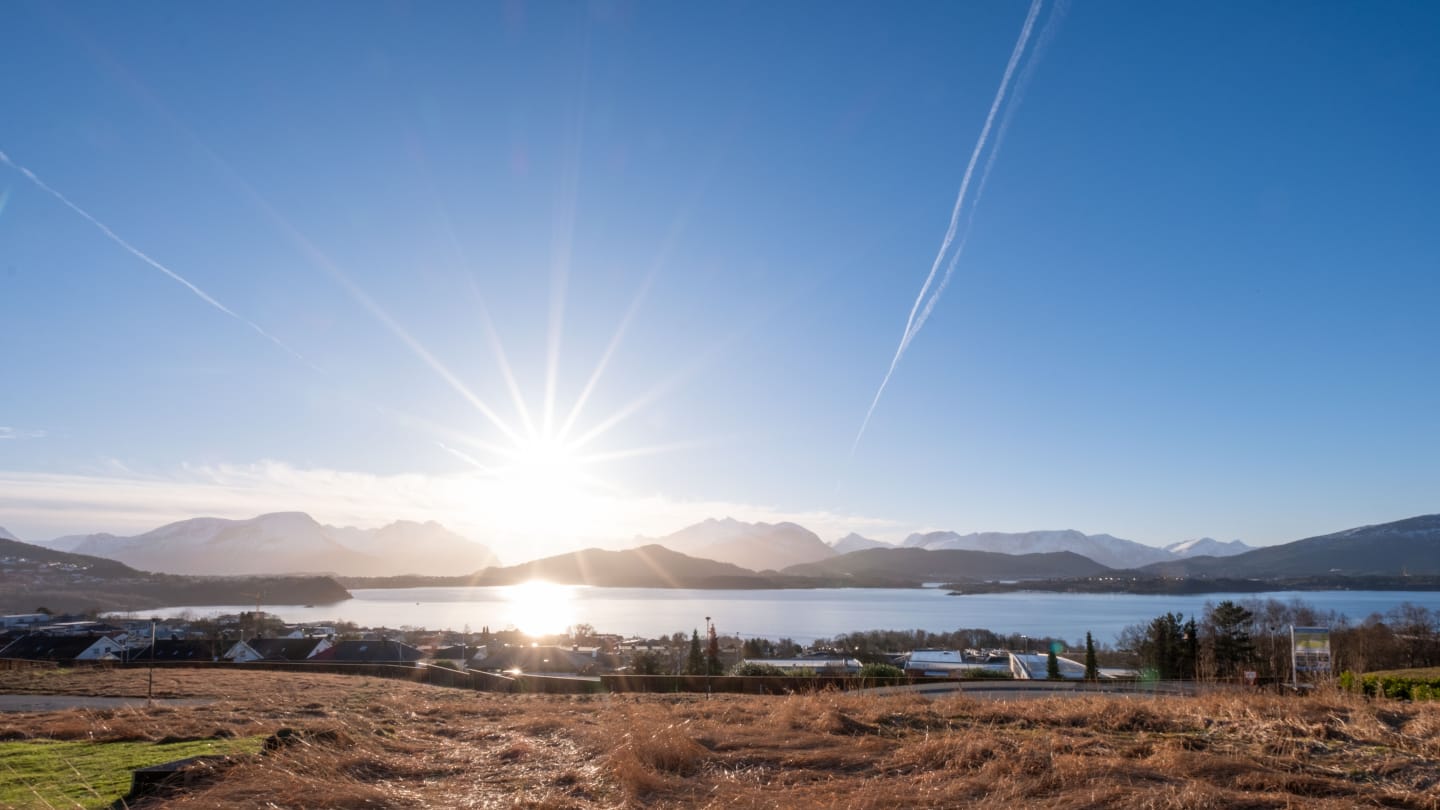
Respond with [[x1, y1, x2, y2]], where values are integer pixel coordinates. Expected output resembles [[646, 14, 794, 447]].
[[707, 626, 723, 675], [1046, 647, 1061, 680], [686, 629, 706, 675], [1084, 631, 1099, 681], [1209, 600, 1256, 678], [1139, 612, 1189, 679], [1183, 616, 1200, 680], [633, 651, 664, 675]]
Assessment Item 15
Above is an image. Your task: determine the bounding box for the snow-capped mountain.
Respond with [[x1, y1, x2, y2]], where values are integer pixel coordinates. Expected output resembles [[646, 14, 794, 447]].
[[1164, 537, 1253, 558], [0, 525, 17, 542], [831, 533, 892, 554], [40, 512, 497, 577], [642, 517, 837, 572], [901, 529, 1175, 570]]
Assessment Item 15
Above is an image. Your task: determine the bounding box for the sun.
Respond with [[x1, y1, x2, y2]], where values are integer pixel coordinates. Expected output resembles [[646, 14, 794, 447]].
[[475, 434, 600, 540], [500, 580, 578, 637]]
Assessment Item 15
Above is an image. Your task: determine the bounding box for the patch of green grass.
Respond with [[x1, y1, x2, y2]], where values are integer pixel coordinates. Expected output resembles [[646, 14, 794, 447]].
[[0, 736, 263, 809], [1365, 667, 1440, 680]]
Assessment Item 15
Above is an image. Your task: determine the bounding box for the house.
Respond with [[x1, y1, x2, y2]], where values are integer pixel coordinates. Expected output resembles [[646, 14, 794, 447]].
[[309, 639, 422, 664], [0, 613, 52, 630], [903, 649, 1011, 677], [124, 639, 219, 662], [473, 644, 608, 674], [224, 637, 333, 663], [429, 644, 486, 666], [0, 633, 125, 662]]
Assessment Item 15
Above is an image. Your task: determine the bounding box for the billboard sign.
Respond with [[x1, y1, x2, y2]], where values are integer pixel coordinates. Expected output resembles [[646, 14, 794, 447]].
[[1291, 626, 1331, 681]]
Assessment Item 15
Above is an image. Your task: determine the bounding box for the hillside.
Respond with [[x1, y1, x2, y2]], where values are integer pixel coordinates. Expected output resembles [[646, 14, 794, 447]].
[[783, 547, 1111, 584], [42, 512, 497, 577], [1141, 514, 1440, 578], [471, 544, 783, 588], [642, 518, 837, 571], [0, 536, 349, 613]]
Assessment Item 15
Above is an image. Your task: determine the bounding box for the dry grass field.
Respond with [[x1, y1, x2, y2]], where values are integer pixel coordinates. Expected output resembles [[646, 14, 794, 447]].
[[1, 667, 1438, 809]]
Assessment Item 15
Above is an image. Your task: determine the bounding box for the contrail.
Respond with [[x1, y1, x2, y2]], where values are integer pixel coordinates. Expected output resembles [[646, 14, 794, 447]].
[[0, 149, 311, 367], [849, 0, 1046, 456], [908, 0, 1069, 337]]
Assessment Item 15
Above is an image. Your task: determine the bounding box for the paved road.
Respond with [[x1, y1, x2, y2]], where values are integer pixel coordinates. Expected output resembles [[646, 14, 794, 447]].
[[0, 694, 213, 712], [864, 681, 1200, 701]]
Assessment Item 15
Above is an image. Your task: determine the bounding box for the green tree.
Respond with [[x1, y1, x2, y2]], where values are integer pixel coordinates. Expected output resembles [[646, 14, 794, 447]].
[[1046, 647, 1061, 680], [1183, 617, 1200, 679], [1084, 632, 1099, 681], [1135, 612, 1196, 680], [633, 651, 665, 675], [1208, 600, 1256, 678], [686, 630, 706, 675]]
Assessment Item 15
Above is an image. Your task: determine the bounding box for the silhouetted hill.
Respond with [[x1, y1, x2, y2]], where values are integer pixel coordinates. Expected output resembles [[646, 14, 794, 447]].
[[0, 536, 350, 613], [1139, 514, 1440, 578], [639, 518, 837, 571], [472, 545, 780, 588], [782, 547, 1111, 584]]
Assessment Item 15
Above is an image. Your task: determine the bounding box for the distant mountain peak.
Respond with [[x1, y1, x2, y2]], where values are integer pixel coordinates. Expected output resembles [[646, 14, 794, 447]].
[[1164, 537, 1253, 558], [639, 517, 836, 571], [0, 525, 17, 542], [832, 533, 891, 554]]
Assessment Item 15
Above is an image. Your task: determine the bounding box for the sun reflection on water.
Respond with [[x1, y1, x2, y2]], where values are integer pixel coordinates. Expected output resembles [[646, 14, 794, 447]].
[[500, 581, 578, 637]]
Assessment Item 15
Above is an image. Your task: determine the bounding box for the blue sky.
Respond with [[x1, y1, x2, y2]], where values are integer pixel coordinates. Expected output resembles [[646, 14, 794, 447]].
[[2, 1, 1437, 557]]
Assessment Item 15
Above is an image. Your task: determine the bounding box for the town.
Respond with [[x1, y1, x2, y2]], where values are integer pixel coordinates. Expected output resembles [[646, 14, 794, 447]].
[[0, 609, 1099, 682]]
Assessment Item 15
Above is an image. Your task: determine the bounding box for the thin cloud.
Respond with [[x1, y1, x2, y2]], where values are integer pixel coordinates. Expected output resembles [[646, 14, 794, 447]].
[[0, 427, 47, 440]]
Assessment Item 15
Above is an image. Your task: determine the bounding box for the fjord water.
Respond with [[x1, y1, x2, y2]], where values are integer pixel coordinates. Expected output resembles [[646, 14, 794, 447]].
[[140, 587, 1440, 644]]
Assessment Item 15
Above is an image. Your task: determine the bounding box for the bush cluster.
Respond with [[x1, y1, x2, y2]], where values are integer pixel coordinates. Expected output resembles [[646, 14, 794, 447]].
[[1343, 670, 1440, 701]]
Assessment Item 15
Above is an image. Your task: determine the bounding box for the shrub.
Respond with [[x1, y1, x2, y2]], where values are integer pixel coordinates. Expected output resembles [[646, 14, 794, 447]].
[[732, 662, 785, 677], [1358, 672, 1440, 701], [856, 663, 905, 680], [960, 668, 1013, 680]]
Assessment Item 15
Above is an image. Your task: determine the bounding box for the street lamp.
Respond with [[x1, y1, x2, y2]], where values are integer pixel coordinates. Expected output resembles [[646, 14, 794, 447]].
[[704, 616, 714, 698]]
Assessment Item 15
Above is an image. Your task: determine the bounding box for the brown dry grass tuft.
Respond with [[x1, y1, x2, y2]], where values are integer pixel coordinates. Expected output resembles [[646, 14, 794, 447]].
[[3, 669, 1440, 808]]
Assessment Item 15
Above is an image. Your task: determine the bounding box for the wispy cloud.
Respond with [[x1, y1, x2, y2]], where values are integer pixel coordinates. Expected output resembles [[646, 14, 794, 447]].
[[0, 427, 47, 441], [0, 462, 911, 559]]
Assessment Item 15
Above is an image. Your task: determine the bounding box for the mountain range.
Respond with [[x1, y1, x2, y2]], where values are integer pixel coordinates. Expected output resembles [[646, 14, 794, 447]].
[[899, 529, 1252, 569], [37, 513, 498, 577], [12, 510, 1440, 590]]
